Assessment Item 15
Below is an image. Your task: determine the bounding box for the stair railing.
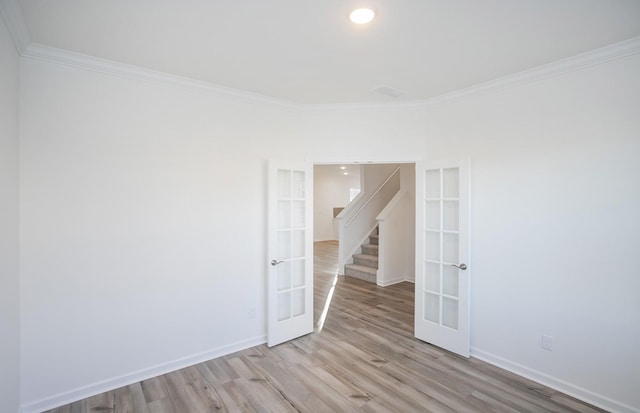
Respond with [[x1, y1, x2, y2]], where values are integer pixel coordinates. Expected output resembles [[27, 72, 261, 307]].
[[337, 166, 401, 273], [344, 166, 401, 227]]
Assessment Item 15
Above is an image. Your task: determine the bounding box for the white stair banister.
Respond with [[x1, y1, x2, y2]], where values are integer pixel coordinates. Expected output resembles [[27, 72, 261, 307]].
[[338, 165, 401, 273]]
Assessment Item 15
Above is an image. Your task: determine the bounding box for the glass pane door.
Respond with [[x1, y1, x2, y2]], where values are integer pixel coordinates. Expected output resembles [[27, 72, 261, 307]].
[[268, 161, 313, 347], [423, 167, 460, 330], [415, 159, 470, 357]]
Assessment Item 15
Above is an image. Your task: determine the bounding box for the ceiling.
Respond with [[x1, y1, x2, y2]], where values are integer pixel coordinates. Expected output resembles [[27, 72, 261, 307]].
[[17, 0, 640, 104]]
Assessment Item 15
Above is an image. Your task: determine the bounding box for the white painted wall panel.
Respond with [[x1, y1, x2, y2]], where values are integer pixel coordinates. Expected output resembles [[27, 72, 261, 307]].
[[18, 58, 304, 408], [18, 51, 640, 412], [0, 16, 21, 413], [425, 58, 640, 411]]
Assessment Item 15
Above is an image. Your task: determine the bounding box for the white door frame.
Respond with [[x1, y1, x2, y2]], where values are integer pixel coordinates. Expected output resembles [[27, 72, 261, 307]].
[[309, 156, 421, 311], [276, 156, 475, 351]]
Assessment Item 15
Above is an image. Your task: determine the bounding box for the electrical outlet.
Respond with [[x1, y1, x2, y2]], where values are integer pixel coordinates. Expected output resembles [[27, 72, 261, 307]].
[[248, 308, 256, 319], [541, 334, 553, 351]]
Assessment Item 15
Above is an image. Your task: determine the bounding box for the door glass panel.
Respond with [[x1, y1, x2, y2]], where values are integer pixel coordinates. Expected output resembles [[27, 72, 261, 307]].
[[278, 201, 291, 229], [277, 231, 291, 259], [425, 231, 440, 261], [292, 201, 305, 228], [277, 261, 291, 291], [292, 288, 305, 317], [442, 265, 459, 297], [443, 201, 459, 231], [442, 297, 459, 329], [292, 230, 305, 258], [416, 161, 468, 356], [278, 170, 291, 198], [443, 168, 459, 198], [425, 201, 440, 230], [424, 262, 440, 292], [278, 291, 291, 321], [425, 170, 440, 198], [292, 171, 305, 198], [424, 292, 440, 323], [292, 259, 305, 288], [443, 232, 459, 264], [269, 161, 312, 348]]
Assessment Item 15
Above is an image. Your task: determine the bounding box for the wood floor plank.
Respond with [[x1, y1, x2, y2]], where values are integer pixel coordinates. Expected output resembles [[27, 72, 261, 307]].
[[219, 381, 258, 413], [115, 382, 149, 413], [140, 376, 168, 404], [146, 397, 176, 413], [43, 240, 607, 413]]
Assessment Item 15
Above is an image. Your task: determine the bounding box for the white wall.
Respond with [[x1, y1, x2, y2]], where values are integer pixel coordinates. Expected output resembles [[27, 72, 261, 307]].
[[18, 48, 640, 412], [376, 163, 416, 286], [304, 55, 640, 412], [0, 16, 21, 413], [361, 163, 399, 193], [18, 58, 304, 410], [313, 164, 360, 241], [424, 57, 640, 411]]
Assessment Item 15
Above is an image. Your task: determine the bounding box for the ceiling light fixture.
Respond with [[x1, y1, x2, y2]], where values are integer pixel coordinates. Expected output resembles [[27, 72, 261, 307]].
[[350, 8, 375, 24]]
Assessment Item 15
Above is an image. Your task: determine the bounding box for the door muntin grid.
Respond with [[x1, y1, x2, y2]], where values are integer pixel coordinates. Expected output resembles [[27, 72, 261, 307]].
[[423, 167, 460, 330], [276, 169, 306, 321]]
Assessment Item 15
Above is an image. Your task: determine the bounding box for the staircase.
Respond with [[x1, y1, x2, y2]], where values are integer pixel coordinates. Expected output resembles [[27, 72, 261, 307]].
[[344, 227, 379, 283]]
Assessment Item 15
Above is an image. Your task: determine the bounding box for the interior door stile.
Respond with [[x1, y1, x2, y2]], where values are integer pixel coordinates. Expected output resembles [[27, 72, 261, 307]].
[[415, 159, 470, 357], [267, 160, 313, 347]]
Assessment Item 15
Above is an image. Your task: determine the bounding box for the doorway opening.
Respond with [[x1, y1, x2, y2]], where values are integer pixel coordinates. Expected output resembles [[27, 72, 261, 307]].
[[312, 162, 416, 335], [268, 158, 470, 357]]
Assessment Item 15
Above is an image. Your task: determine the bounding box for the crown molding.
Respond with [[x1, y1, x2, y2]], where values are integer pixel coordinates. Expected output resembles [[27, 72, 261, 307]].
[[420, 35, 640, 106], [306, 35, 640, 111], [21, 43, 300, 109], [12, 18, 640, 112], [0, 0, 31, 53]]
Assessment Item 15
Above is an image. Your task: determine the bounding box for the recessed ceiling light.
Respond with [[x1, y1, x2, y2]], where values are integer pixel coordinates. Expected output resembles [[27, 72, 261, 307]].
[[343, 172, 349, 175], [350, 8, 375, 24], [340, 166, 346, 170]]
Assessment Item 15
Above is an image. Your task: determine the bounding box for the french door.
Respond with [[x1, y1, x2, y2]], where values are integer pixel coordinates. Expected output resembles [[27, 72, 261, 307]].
[[267, 160, 313, 347], [415, 159, 471, 357]]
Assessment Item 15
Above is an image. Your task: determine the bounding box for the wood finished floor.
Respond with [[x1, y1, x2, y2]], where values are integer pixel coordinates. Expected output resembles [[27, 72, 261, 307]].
[[45, 241, 605, 413]]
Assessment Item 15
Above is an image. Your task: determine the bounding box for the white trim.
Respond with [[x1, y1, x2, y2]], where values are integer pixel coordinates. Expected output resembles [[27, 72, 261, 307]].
[[377, 277, 406, 287], [19, 335, 267, 413], [306, 35, 640, 111], [7, 23, 639, 110], [421, 36, 640, 106], [471, 347, 640, 413], [0, 0, 30, 53], [345, 166, 401, 227], [21, 43, 298, 108]]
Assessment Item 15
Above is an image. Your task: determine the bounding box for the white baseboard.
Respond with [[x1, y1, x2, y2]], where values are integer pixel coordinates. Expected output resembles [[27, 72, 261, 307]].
[[377, 276, 405, 287], [377, 275, 415, 287], [471, 347, 639, 413], [20, 335, 267, 413]]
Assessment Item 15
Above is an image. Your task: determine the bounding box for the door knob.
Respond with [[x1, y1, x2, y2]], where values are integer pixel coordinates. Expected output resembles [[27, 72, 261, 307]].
[[271, 259, 284, 266], [451, 263, 467, 270]]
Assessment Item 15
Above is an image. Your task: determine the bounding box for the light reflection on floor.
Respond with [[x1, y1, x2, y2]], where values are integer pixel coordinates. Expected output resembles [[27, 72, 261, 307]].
[[316, 272, 338, 332]]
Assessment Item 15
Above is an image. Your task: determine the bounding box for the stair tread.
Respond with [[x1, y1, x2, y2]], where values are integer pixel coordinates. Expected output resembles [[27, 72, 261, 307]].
[[361, 244, 379, 255], [345, 264, 378, 275], [353, 253, 378, 262]]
